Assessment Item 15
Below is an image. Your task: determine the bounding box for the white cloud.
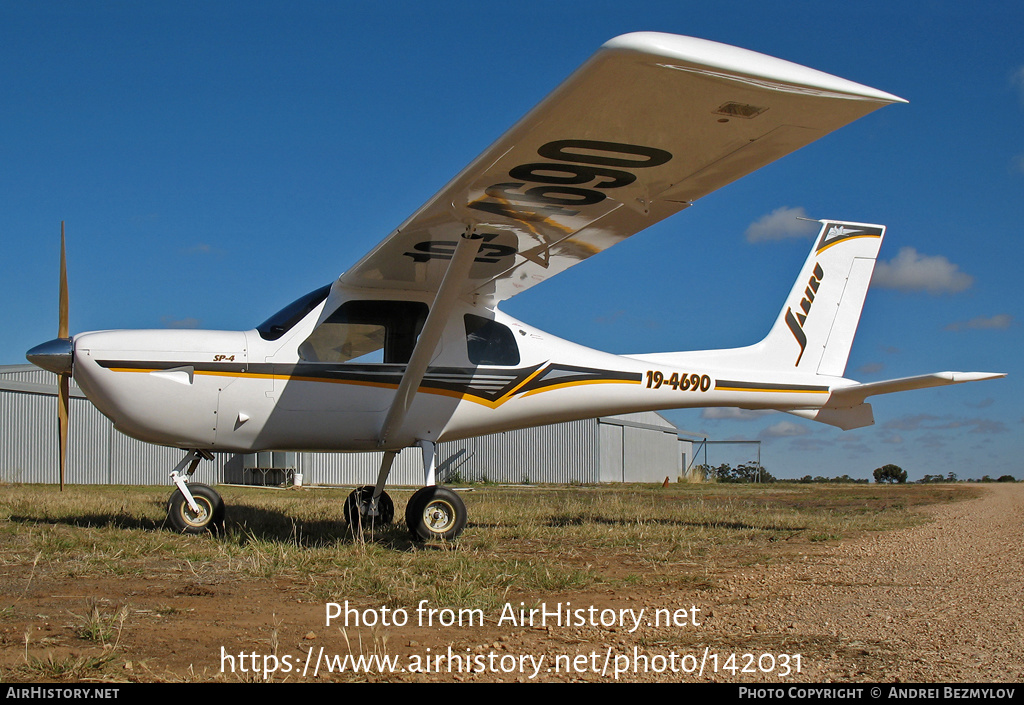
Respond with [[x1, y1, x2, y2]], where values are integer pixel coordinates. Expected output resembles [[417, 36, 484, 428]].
[[884, 413, 942, 431], [701, 408, 772, 421], [944, 314, 1014, 331], [883, 413, 1008, 434], [970, 419, 1010, 434], [872, 247, 973, 294], [840, 439, 872, 456], [760, 420, 809, 438], [789, 437, 830, 452], [745, 206, 820, 242]]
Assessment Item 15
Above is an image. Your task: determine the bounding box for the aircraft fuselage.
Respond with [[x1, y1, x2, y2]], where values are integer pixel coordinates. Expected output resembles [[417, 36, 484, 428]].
[[70, 290, 834, 454]]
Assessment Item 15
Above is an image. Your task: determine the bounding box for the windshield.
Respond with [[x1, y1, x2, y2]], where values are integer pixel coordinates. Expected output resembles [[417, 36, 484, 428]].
[[256, 284, 332, 341]]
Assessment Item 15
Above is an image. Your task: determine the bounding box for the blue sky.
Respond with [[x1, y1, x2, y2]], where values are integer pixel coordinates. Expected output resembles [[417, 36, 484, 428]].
[[2, 1, 1021, 480]]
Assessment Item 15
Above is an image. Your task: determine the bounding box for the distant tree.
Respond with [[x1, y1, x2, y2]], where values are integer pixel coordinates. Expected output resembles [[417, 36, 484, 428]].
[[709, 462, 775, 483], [784, 474, 869, 484], [873, 464, 907, 484], [737, 462, 775, 483], [708, 463, 732, 482], [997, 475, 1017, 483]]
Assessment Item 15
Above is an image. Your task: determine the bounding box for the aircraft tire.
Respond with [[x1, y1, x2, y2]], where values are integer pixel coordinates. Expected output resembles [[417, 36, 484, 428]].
[[405, 486, 467, 542], [167, 483, 225, 535], [343, 486, 394, 532]]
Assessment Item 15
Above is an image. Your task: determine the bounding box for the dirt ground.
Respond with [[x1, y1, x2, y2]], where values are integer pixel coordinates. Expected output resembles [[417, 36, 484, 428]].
[[2, 483, 1022, 683]]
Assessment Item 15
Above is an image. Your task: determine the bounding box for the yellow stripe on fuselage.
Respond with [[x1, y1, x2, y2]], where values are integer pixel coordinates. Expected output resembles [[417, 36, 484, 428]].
[[107, 364, 637, 409]]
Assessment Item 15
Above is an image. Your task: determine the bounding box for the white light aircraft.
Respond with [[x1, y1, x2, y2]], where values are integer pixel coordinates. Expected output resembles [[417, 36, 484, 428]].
[[27, 33, 1004, 540]]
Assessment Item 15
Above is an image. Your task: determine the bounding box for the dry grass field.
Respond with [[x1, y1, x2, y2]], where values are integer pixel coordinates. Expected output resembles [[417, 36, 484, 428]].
[[0, 481, 988, 682]]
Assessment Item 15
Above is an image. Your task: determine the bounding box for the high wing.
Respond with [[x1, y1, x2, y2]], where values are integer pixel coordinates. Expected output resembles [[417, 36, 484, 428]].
[[334, 32, 905, 306]]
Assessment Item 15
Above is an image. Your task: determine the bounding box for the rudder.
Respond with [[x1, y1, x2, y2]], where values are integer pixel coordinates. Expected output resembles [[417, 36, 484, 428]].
[[760, 220, 885, 377]]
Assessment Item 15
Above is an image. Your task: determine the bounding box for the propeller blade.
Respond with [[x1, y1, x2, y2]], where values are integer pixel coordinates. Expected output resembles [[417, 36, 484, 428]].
[[58, 372, 69, 492], [58, 221, 69, 491], [59, 221, 68, 339]]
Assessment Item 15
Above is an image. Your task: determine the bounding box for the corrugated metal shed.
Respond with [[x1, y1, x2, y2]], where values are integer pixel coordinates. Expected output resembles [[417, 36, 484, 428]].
[[2, 364, 691, 486], [598, 413, 684, 483], [1, 365, 233, 485]]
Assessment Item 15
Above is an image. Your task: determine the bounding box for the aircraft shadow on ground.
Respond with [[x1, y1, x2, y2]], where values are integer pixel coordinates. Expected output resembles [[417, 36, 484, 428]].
[[10, 505, 806, 546], [9, 506, 443, 552], [10, 512, 161, 532], [544, 514, 808, 532]]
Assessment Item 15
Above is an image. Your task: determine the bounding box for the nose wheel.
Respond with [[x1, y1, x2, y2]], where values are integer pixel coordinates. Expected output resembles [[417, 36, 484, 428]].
[[167, 482, 225, 534], [405, 486, 467, 541]]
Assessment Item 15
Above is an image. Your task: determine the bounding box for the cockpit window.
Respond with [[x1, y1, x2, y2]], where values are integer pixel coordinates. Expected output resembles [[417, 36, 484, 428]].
[[256, 284, 332, 341], [465, 314, 520, 366], [299, 300, 429, 364]]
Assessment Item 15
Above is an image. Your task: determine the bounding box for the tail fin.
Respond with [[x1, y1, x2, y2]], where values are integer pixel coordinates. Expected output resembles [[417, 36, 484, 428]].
[[758, 219, 885, 377]]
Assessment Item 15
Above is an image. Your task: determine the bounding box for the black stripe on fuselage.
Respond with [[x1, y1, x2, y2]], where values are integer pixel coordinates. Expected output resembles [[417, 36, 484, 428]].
[[96, 360, 640, 403]]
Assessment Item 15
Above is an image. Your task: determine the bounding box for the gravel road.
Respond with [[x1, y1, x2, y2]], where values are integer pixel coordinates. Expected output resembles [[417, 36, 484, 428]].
[[709, 483, 1023, 682]]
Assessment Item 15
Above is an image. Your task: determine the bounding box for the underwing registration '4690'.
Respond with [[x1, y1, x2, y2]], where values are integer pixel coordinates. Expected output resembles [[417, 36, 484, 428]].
[[469, 139, 673, 223]]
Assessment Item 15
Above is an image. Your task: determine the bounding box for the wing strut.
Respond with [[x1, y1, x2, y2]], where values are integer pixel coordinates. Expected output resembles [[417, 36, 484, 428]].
[[370, 231, 483, 502]]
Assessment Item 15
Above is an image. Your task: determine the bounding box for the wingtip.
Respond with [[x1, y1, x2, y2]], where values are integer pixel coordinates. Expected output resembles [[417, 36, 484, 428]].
[[601, 32, 907, 105], [950, 371, 1007, 382]]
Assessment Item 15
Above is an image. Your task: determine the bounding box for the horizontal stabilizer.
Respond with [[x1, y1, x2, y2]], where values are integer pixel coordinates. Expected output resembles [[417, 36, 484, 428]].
[[828, 371, 1006, 408], [787, 403, 874, 430]]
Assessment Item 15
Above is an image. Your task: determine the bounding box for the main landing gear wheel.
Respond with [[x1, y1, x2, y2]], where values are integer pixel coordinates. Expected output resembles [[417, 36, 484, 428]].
[[344, 486, 395, 532], [405, 486, 467, 542], [167, 483, 225, 535]]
